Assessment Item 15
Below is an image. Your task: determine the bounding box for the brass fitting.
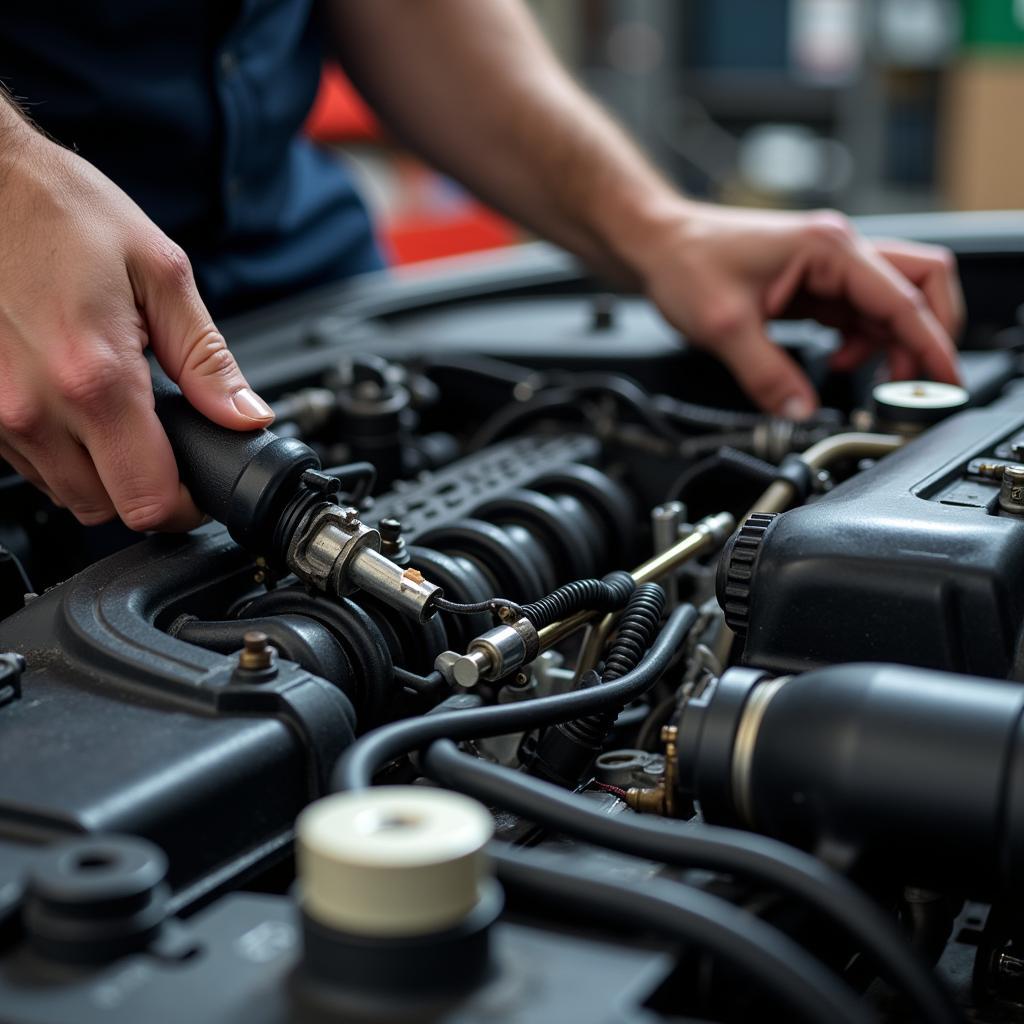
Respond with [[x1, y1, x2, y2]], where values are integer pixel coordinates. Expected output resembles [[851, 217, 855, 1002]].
[[625, 724, 679, 817], [237, 630, 276, 672]]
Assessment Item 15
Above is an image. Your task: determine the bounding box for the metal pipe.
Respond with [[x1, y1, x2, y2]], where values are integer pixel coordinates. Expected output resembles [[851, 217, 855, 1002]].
[[537, 510, 735, 654], [650, 501, 686, 609], [748, 432, 903, 517]]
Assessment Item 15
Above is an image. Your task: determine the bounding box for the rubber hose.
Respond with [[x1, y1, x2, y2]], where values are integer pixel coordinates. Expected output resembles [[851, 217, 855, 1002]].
[[490, 843, 874, 1024], [331, 604, 698, 792], [423, 741, 959, 1024], [669, 446, 779, 503]]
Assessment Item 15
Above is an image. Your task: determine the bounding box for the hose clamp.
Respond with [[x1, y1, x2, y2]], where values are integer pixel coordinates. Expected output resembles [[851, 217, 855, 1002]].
[[731, 676, 791, 828]]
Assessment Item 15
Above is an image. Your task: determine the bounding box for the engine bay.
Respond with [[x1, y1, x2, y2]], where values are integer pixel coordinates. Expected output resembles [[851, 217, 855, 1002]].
[[4, 212, 1024, 1023]]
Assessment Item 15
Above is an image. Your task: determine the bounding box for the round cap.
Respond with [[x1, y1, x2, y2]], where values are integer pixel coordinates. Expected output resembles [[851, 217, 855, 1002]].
[[716, 513, 778, 636], [872, 380, 969, 427], [296, 787, 494, 937]]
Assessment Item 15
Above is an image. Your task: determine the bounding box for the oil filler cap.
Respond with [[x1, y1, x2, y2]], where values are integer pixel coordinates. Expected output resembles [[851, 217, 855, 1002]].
[[716, 513, 778, 637], [872, 380, 969, 433], [296, 786, 494, 938]]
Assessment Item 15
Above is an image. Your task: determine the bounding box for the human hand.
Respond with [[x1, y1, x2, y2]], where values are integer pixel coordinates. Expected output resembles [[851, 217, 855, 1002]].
[[638, 202, 963, 419], [0, 123, 274, 529]]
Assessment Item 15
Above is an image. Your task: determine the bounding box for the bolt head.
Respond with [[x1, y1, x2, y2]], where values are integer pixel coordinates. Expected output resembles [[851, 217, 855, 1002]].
[[238, 631, 275, 672]]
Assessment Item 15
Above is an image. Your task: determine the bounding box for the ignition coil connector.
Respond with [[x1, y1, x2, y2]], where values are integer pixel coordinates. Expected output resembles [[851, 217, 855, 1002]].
[[151, 364, 443, 620]]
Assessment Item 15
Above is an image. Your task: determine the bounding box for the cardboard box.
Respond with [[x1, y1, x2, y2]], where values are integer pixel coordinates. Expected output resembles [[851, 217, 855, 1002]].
[[942, 57, 1024, 209]]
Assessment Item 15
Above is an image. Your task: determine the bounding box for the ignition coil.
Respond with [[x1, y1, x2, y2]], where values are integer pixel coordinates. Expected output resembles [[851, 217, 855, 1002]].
[[152, 368, 442, 621]]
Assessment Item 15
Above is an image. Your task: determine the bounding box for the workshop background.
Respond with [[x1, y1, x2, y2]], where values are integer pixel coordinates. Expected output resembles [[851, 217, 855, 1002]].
[[307, 0, 1024, 265]]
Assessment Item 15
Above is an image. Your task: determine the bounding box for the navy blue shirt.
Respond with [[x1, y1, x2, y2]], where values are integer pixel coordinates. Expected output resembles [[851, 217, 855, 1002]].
[[0, 1, 385, 317]]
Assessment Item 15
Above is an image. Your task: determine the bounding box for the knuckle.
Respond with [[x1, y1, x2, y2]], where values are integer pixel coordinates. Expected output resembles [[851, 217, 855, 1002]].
[[183, 329, 238, 381], [150, 242, 195, 292], [805, 210, 855, 250], [694, 299, 747, 343], [0, 398, 43, 439], [52, 351, 122, 409], [898, 288, 930, 318]]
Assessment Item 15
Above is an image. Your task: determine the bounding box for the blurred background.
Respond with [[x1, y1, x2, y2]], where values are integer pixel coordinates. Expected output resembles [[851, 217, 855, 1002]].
[[306, 0, 1024, 265]]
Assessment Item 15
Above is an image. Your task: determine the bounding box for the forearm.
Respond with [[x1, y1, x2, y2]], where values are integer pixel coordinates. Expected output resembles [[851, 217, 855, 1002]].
[[327, 0, 687, 286]]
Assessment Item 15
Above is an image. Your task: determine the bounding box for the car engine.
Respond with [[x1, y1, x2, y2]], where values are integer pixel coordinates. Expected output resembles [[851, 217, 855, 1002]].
[[3, 212, 1024, 1023]]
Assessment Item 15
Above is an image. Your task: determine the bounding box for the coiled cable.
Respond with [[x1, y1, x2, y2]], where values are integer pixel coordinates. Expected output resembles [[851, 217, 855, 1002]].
[[529, 583, 668, 785], [518, 570, 635, 629], [602, 582, 666, 681]]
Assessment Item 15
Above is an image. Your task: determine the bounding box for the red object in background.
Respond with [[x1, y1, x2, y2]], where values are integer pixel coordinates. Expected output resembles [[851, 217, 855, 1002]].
[[305, 66, 518, 264], [305, 65, 381, 143]]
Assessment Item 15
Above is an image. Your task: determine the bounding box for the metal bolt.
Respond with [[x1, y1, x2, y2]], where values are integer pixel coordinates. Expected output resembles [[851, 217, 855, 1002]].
[[378, 518, 402, 543], [1000, 465, 1024, 515], [238, 631, 275, 672]]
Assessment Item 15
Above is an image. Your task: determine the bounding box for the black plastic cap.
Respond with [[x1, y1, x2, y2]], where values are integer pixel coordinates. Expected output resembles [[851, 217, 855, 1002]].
[[24, 835, 169, 965], [716, 513, 778, 636]]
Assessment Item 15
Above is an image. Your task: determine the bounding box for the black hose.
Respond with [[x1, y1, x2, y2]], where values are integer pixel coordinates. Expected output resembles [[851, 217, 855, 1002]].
[[320, 461, 377, 504], [490, 844, 874, 1024], [519, 570, 635, 629], [331, 604, 699, 792], [667, 446, 779, 504], [652, 393, 771, 433], [468, 375, 684, 451], [170, 614, 349, 684], [529, 583, 668, 785], [392, 666, 447, 696], [423, 742, 959, 1024], [425, 355, 754, 443], [602, 582, 666, 681]]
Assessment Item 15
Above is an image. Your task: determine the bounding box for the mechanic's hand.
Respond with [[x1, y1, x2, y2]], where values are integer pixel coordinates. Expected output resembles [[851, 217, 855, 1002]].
[[639, 203, 964, 420], [0, 125, 274, 530]]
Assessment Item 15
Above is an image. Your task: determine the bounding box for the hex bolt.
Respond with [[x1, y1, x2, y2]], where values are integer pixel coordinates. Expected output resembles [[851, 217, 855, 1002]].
[[238, 631, 275, 672]]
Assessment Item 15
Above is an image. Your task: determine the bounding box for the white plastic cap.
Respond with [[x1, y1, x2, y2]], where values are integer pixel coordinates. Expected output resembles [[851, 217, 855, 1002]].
[[872, 380, 969, 414], [296, 787, 494, 937]]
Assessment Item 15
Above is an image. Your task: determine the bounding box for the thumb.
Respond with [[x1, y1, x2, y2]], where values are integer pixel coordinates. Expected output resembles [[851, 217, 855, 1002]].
[[715, 321, 818, 420], [134, 243, 274, 430]]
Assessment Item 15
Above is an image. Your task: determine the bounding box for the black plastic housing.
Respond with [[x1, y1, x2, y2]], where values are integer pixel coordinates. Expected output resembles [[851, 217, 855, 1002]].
[[720, 387, 1024, 677], [0, 526, 357, 915], [678, 663, 1024, 893], [151, 367, 319, 552]]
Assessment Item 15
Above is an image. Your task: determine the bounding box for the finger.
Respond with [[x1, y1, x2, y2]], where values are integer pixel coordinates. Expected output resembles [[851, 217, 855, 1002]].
[[886, 345, 919, 382], [129, 242, 274, 430], [872, 239, 965, 340], [829, 335, 879, 373], [69, 355, 204, 532], [715, 320, 819, 419], [0, 440, 58, 503], [837, 240, 961, 385], [18, 432, 116, 525]]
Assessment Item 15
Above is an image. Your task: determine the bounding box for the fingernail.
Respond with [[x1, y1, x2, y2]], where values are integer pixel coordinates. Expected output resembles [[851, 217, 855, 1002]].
[[232, 388, 274, 422], [780, 396, 815, 421]]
